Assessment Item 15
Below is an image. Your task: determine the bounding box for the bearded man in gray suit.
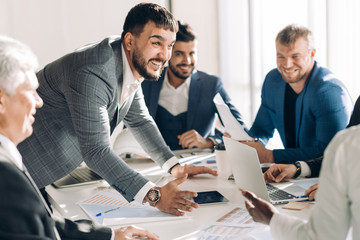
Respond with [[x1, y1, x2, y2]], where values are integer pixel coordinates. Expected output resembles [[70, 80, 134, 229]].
[[0, 35, 158, 240], [18, 3, 216, 216]]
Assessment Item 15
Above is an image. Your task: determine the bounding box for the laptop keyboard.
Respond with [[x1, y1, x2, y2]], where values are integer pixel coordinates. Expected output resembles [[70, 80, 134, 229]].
[[266, 184, 297, 201]]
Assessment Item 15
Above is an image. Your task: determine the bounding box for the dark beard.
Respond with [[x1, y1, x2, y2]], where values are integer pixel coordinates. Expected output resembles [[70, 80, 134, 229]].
[[168, 62, 193, 80], [132, 50, 165, 81]]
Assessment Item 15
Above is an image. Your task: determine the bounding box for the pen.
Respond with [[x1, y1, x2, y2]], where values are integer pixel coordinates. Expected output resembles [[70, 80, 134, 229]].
[[240, 138, 259, 143], [96, 206, 121, 217]]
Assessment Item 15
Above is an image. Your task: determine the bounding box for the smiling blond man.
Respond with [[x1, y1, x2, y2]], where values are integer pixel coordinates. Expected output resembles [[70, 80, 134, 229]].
[[245, 24, 352, 165]]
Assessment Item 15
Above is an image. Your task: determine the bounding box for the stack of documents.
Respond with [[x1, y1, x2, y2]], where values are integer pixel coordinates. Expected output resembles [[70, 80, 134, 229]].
[[78, 191, 189, 225]]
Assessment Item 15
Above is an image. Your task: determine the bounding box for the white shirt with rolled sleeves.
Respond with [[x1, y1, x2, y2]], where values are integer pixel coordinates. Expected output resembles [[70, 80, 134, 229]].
[[120, 46, 179, 204], [270, 125, 360, 239]]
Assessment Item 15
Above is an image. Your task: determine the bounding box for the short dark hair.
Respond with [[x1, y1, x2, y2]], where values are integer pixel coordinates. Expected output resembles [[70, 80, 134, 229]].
[[276, 24, 314, 49], [121, 3, 178, 39], [176, 21, 196, 42]]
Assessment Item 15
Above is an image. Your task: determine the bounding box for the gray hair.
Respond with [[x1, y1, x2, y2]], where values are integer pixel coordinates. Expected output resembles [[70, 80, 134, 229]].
[[0, 36, 38, 95]]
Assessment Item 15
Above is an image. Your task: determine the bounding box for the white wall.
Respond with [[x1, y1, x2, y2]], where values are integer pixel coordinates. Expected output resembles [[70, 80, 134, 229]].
[[0, 0, 167, 68], [171, 0, 219, 76]]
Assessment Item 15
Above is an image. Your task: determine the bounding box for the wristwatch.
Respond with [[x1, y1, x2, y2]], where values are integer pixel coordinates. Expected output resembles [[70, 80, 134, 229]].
[[146, 187, 161, 207], [293, 161, 302, 179]]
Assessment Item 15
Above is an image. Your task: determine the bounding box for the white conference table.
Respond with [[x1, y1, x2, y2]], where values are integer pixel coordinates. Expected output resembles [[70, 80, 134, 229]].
[[46, 154, 314, 239]]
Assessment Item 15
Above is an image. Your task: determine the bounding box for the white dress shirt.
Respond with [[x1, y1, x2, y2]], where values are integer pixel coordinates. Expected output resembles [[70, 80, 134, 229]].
[[120, 46, 179, 205], [158, 69, 191, 116], [298, 161, 311, 178], [270, 125, 360, 239], [0, 134, 23, 170], [120, 45, 144, 106]]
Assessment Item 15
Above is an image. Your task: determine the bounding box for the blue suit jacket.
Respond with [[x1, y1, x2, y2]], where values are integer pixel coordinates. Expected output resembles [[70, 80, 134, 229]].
[[142, 68, 246, 149], [249, 61, 353, 163]]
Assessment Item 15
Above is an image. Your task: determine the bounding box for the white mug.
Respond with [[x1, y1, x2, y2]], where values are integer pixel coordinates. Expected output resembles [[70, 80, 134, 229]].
[[215, 144, 232, 180]]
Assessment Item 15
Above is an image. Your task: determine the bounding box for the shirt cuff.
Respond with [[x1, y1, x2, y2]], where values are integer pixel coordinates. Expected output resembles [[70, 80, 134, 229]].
[[299, 161, 311, 178], [110, 228, 115, 240], [269, 212, 306, 240], [207, 137, 218, 146], [162, 156, 179, 173], [133, 181, 155, 204]]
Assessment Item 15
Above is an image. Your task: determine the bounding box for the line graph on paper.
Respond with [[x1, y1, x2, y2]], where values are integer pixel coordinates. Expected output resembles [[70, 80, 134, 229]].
[[79, 191, 143, 208]]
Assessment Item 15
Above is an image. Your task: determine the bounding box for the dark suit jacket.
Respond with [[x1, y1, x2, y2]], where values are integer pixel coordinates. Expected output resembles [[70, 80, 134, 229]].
[[18, 37, 174, 202], [249, 61, 353, 163], [142, 68, 246, 149], [305, 95, 360, 177], [0, 146, 111, 239]]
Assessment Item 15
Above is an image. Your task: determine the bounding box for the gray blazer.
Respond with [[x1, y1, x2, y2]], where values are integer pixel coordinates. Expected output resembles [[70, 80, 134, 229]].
[[18, 37, 174, 201]]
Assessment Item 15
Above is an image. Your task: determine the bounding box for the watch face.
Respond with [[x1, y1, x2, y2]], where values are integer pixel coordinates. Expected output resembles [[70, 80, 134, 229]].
[[148, 189, 160, 202]]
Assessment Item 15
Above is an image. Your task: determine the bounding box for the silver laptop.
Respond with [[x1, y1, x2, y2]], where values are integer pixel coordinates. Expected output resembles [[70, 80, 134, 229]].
[[223, 137, 309, 204], [52, 166, 103, 188]]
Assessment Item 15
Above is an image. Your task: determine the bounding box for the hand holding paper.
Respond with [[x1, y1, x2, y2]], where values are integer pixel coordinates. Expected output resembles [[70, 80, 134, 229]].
[[213, 93, 253, 141]]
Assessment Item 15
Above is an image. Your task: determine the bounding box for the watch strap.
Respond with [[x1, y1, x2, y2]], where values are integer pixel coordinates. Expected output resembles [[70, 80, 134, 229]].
[[293, 161, 302, 178], [168, 163, 180, 174]]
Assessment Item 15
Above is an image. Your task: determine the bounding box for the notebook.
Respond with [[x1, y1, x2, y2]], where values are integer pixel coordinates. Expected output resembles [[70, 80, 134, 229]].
[[223, 137, 310, 204]]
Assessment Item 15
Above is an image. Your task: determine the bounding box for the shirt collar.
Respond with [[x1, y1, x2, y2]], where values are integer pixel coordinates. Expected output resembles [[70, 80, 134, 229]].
[[121, 44, 144, 87], [0, 134, 23, 170], [164, 68, 192, 89]]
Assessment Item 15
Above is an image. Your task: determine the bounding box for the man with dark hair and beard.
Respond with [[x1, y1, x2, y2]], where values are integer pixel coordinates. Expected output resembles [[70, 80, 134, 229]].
[[142, 21, 247, 150], [18, 3, 216, 217]]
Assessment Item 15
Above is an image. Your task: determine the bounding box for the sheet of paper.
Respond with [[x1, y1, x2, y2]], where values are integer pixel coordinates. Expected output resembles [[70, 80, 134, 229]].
[[78, 191, 188, 225], [197, 225, 253, 239], [175, 207, 268, 240], [213, 93, 252, 141], [214, 207, 254, 226], [293, 178, 319, 190]]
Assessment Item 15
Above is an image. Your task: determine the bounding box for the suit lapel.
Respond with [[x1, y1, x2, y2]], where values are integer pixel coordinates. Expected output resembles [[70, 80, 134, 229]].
[[112, 39, 123, 126], [148, 71, 165, 117], [277, 82, 286, 142], [0, 144, 61, 239], [294, 63, 316, 145], [187, 72, 201, 129]]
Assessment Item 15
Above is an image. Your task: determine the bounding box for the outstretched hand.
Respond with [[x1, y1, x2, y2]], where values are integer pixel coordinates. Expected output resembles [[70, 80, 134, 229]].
[[171, 164, 218, 178], [156, 174, 199, 216], [114, 225, 159, 240], [242, 189, 278, 225]]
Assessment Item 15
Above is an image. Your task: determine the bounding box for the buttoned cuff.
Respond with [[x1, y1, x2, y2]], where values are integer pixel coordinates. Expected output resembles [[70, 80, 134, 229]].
[[207, 137, 218, 146], [133, 181, 156, 204], [299, 161, 311, 178], [162, 156, 179, 174], [110, 228, 115, 240]]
